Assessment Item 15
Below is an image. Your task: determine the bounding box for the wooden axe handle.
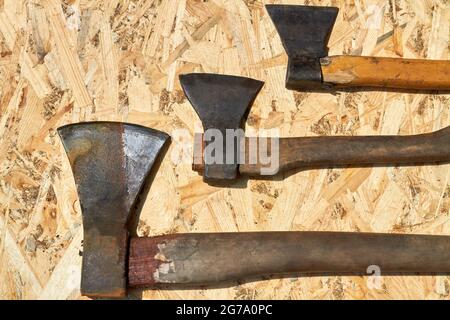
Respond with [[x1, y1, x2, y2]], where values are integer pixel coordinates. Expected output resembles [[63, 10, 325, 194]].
[[128, 232, 450, 287], [193, 127, 450, 175], [241, 126, 450, 175], [321, 56, 450, 90]]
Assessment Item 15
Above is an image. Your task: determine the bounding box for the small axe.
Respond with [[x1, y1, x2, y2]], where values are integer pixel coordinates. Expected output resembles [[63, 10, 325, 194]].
[[266, 5, 450, 91], [58, 122, 170, 297], [180, 73, 450, 182], [59, 122, 450, 298]]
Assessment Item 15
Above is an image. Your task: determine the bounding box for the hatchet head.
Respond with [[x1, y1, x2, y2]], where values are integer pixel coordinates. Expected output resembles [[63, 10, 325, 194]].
[[180, 73, 264, 181], [58, 122, 169, 298], [266, 4, 339, 90]]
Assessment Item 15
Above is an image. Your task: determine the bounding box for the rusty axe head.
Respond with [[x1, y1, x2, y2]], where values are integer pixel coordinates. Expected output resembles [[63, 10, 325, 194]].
[[180, 73, 264, 181], [58, 122, 169, 298], [266, 4, 339, 90]]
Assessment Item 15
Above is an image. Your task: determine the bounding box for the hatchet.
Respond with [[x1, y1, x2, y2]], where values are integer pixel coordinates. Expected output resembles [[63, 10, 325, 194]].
[[179, 73, 450, 182], [58, 122, 170, 297], [266, 5, 450, 91], [59, 122, 450, 298]]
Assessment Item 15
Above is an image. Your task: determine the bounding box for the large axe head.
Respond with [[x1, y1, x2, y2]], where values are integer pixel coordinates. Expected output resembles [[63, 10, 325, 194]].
[[58, 122, 169, 297], [266, 4, 339, 90], [180, 73, 264, 181]]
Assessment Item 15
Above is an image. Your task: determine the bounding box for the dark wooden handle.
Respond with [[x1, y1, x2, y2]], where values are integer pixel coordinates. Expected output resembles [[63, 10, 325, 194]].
[[239, 126, 450, 175], [128, 232, 450, 287], [321, 56, 450, 90]]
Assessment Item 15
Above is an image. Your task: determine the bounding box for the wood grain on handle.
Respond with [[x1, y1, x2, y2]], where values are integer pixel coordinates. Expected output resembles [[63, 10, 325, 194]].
[[193, 127, 450, 175], [129, 232, 450, 287], [240, 126, 450, 175], [321, 56, 450, 90]]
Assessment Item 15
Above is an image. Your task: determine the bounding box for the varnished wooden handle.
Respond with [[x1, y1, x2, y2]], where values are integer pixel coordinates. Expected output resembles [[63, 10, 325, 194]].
[[129, 232, 450, 287], [321, 56, 450, 90], [241, 126, 450, 175]]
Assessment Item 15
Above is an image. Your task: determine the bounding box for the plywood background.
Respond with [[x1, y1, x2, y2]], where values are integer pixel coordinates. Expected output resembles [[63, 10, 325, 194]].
[[0, 0, 449, 300]]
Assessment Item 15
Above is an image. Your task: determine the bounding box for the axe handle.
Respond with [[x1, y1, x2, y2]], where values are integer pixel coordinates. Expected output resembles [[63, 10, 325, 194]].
[[193, 127, 450, 175], [321, 56, 450, 90], [128, 232, 450, 287], [240, 127, 450, 175]]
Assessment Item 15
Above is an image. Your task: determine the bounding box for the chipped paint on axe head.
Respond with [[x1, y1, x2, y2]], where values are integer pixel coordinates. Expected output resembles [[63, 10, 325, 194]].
[[58, 122, 169, 298], [179, 73, 264, 181]]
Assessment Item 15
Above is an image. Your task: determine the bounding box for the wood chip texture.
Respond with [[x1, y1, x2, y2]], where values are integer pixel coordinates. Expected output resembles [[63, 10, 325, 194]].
[[0, 0, 449, 300]]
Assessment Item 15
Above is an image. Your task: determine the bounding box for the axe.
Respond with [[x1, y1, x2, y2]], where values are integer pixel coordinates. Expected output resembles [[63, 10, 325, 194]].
[[266, 5, 450, 91], [180, 73, 450, 182], [59, 122, 450, 298], [58, 122, 170, 297]]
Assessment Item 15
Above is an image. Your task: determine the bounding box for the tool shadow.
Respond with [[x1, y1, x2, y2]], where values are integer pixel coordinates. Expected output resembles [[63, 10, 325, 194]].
[[127, 270, 450, 299], [294, 86, 450, 95], [264, 161, 450, 182], [196, 160, 450, 189]]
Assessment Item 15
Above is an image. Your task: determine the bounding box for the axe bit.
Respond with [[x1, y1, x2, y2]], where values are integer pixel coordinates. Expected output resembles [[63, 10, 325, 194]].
[[179, 73, 450, 182], [266, 5, 450, 91], [59, 123, 450, 298]]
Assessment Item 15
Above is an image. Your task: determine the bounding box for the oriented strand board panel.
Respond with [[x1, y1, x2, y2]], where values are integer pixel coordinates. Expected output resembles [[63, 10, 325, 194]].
[[0, 0, 449, 300]]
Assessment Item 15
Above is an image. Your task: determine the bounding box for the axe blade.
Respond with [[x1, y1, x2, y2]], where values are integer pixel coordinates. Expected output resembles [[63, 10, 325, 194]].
[[266, 4, 338, 59], [180, 73, 264, 180], [266, 5, 339, 90], [58, 122, 169, 297]]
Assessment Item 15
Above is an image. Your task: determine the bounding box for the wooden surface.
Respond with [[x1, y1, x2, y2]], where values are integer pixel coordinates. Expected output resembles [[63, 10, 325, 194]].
[[0, 0, 449, 300]]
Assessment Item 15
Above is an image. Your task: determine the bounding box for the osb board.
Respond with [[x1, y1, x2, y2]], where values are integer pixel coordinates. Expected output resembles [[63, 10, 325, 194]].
[[0, 0, 449, 300]]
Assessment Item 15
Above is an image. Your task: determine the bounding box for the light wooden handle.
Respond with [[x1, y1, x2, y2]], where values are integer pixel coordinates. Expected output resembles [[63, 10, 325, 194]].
[[321, 56, 450, 90]]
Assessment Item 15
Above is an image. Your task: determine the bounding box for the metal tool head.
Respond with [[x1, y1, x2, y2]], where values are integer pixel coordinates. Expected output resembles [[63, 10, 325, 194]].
[[180, 73, 264, 181], [58, 122, 169, 298], [266, 5, 339, 90]]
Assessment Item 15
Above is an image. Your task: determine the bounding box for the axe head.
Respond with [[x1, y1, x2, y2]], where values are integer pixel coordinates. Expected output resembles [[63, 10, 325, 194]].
[[180, 73, 264, 181], [58, 122, 169, 298], [266, 5, 339, 90]]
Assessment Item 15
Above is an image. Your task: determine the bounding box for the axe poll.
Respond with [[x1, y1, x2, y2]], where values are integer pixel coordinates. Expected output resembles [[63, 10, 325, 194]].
[[179, 73, 450, 182], [266, 5, 450, 91], [59, 122, 450, 298]]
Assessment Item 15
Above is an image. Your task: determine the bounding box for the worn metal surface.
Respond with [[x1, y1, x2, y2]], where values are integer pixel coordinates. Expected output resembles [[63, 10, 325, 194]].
[[128, 232, 450, 287], [266, 5, 338, 90], [180, 73, 264, 181], [58, 122, 169, 297]]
